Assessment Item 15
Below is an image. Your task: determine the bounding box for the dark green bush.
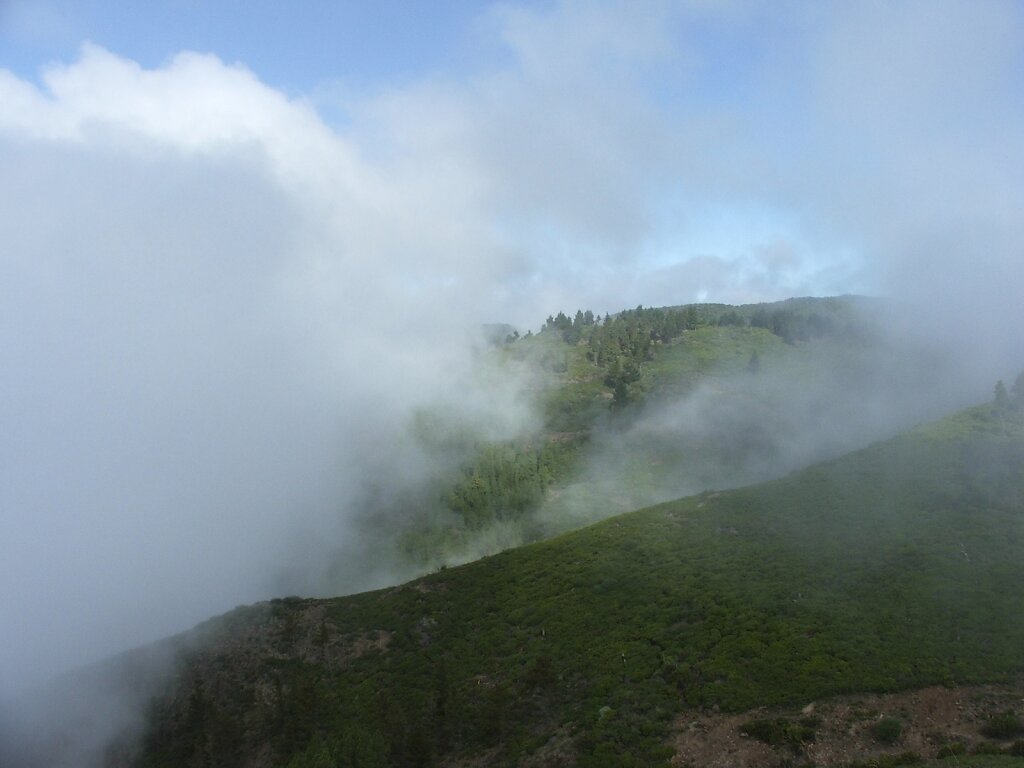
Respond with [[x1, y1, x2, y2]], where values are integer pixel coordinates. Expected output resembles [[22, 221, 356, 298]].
[[935, 741, 965, 758], [847, 751, 921, 768], [980, 711, 1023, 739], [739, 716, 816, 748], [871, 717, 902, 745], [972, 740, 1003, 755], [885, 752, 922, 767]]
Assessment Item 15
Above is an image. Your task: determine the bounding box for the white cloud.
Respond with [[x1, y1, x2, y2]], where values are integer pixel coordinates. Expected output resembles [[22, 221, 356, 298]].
[[0, 43, 532, 695], [2, 0, 1023, 702]]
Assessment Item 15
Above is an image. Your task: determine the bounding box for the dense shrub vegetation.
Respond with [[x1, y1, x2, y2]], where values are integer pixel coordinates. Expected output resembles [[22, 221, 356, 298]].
[[394, 296, 878, 564], [135, 401, 1024, 767], [872, 716, 904, 745]]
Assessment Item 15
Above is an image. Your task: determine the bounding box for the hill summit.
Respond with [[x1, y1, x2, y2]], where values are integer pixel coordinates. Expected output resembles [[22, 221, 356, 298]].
[[111, 399, 1024, 766], [6, 297, 1023, 768]]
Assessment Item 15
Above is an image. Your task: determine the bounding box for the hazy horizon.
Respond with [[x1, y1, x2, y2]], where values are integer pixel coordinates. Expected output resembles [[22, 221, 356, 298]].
[[3, 0, 1023, 708]]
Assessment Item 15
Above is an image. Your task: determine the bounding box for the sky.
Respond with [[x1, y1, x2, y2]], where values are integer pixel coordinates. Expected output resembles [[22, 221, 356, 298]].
[[2, 0, 1024, 698]]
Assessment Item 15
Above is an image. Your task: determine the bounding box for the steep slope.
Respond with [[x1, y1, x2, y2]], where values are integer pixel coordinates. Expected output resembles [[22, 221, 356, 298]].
[[123, 401, 1024, 767], [389, 295, 947, 574]]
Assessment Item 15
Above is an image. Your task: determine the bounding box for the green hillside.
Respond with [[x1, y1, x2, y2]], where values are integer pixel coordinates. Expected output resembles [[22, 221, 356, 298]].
[[383, 296, 912, 574], [132, 399, 1024, 767]]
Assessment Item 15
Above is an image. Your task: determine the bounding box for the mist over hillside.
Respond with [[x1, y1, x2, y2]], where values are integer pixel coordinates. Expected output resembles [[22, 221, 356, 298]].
[[5, 293, 1019, 767], [2, 2, 1024, 766], [4, 0, 1023, 699], [7, 395, 1024, 768], [311, 298, 988, 587]]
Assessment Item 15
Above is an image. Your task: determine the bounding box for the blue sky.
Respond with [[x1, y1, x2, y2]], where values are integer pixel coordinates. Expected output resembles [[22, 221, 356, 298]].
[[7, 0, 1018, 313], [1, 0, 489, 92], [2, 0, 1024, 693]]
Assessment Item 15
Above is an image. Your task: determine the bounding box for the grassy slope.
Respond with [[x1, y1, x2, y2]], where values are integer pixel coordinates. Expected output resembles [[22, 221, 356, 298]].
[[403, 297, 878, 567], [137, 404, 1024, 767], [392, 324, 718, 565], [529, 317, 789, 431]]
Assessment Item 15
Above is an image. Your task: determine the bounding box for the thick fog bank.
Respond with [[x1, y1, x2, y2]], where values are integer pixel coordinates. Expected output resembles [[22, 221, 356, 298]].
[[2, 1, 1023, 764], [543, 309, 1001, 533]]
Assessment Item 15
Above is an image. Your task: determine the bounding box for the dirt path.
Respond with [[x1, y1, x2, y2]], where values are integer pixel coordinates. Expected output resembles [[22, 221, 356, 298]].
[[671, 680, 1024, 766]]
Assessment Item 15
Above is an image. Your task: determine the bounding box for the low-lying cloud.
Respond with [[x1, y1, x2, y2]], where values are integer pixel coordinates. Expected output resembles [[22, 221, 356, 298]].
[[0, 45, 533, 697], [1, 4, 1023, 761]]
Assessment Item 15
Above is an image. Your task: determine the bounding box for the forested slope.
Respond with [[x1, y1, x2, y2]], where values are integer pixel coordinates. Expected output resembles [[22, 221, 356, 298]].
[[126, 398, 1024, 767], [387, 295, 900, 572]]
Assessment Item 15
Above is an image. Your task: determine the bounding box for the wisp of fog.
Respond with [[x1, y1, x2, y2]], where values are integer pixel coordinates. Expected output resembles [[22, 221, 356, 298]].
[[1, 2, 1023, 765]]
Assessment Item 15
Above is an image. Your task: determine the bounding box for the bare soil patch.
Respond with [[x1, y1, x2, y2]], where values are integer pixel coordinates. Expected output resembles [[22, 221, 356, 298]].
[[671, 679, 1024, 767]]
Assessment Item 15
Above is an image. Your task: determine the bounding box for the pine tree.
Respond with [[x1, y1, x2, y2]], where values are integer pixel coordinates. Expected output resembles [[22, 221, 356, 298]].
[[747, 351, 761, 375], [1011, 371, 1024, 408], [994, 379, 1009, 412]]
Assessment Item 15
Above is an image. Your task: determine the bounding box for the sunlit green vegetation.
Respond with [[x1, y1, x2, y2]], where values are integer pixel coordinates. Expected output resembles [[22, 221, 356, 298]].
[[138, 402, 1024, 767], [395, 296, 888, 568]]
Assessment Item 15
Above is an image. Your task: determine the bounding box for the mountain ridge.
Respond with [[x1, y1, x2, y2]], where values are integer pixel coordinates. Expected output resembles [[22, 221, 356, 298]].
[[87, 400, 1024, 767], [6, 295, 1023, 768]]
